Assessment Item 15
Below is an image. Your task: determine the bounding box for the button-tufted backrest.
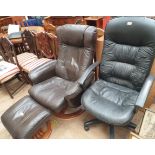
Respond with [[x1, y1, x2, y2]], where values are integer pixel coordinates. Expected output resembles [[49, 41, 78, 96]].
[[56, 24, 97, 81], [100, 17, 155, 91]]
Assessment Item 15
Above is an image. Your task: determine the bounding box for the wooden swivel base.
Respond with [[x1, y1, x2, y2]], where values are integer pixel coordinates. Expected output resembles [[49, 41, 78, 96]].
[[32, 120, 52, 139], [54, 106, 85, 119]]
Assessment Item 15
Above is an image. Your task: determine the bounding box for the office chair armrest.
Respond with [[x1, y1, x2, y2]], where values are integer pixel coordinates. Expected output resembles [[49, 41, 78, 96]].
[[78, 61, 100, 86], [28, 60, 57, 85], [136, 74, 155, 108]]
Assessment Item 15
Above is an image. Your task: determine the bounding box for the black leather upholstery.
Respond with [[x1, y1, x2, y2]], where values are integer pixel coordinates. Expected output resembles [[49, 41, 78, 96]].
[[29, 77, 81, 112], [82, 17, 155, 127], [100, 17, 155, 91], [1, 24, 97, 139], [82, 80, 139, 125]]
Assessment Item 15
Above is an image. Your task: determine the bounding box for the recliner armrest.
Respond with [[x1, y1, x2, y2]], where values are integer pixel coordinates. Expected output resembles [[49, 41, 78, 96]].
[[28, 60, 57, 85], [136, 74, 155, 108], [77, 61, 100, 86]]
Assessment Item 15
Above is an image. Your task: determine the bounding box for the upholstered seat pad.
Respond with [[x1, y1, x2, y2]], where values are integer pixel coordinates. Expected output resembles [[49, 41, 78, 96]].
[[14, 52, 38, 67], [1, 96, 51, 139], [0, 61, 19, 83], [29, 76, 79, 112], [81, 80, 139, 125]]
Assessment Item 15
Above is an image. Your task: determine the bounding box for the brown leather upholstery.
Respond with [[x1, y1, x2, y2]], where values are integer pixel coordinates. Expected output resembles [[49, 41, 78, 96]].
[[56, 25, 96, 81], [1, 96, 51, 139], [29, 24, 97, 112], [1, 24, 97, 139]]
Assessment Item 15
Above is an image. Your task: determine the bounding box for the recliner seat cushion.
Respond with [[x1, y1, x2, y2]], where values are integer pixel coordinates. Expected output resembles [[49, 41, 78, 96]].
[[1, 96, 51, 139], [29, 76, 80, 112], [82, 80, 139, 125]]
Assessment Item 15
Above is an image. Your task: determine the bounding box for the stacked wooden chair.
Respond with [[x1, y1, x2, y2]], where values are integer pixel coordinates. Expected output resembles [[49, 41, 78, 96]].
[[0, 29, 58, 97], [35, 31, 58, 59], [0, 38, 25, 98]]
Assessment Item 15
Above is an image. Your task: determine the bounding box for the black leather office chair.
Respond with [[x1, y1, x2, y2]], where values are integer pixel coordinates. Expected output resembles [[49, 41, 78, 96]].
[[81, 17, 155, 138]]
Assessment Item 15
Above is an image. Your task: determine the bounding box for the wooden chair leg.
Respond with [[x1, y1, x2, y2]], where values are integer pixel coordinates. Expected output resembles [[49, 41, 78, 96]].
[[2, 83, 13, 99], [32, 120, 52, 139]]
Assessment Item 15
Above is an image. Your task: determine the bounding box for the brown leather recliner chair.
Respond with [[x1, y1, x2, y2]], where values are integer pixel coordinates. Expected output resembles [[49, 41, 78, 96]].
[[1, 24, 98, 138]]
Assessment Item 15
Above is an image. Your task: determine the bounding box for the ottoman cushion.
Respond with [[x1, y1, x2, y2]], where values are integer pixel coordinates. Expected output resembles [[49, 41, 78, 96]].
[[1, 96, 52, 139]]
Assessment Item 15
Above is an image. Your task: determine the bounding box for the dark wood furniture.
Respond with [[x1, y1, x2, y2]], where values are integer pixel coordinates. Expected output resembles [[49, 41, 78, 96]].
[[84, 16, 103, 28], [0, 16, 26, 33], [43, 16, 83, 26]]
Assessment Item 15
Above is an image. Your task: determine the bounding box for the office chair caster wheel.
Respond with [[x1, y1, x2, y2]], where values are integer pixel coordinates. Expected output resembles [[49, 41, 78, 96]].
[[84, 125, 89, 131]]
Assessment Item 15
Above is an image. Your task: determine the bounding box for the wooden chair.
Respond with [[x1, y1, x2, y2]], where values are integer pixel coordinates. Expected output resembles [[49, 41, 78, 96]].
[[34, 32, 57, 59], [19, 30, 53, 81], [0, 38, 25, 98], [43, 23, 56, 35]]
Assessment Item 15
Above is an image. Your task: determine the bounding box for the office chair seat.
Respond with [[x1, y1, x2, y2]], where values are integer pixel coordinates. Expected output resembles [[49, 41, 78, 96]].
[[82, 80, 139, 126], [29, 76, 80, 113]]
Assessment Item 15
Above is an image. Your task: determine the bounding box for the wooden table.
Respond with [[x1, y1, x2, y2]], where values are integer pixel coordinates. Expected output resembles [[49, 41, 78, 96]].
[[0, 26, 45, 44], [84, 16, 103, 29], [0, 33, 22, 44], [21, 26, 44, 33], [11, 26, 45, 45], [43, 16, 83, 26]]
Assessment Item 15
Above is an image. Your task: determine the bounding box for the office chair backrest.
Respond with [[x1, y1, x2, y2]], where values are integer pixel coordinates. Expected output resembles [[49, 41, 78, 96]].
[[56, 24, 97, 81], [100, 17, 155, 91], [0, 39, 6, 61]]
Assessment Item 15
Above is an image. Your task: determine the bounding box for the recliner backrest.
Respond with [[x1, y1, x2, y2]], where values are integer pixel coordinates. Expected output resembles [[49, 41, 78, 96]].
[[56, 24, 97, 81], [100, 17, 155, 91]]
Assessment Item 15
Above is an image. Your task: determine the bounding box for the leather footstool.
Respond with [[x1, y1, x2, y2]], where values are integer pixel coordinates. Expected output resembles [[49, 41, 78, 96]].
[[1, 96, 52, 139]]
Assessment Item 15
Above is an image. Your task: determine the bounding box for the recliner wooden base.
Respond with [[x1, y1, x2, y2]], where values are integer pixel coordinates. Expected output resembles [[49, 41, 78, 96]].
[[54, 105, 85, 119], [33, 120, 52, 139]]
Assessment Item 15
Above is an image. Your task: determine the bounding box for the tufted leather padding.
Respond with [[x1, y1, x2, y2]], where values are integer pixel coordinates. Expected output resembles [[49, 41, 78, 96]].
[[100, 17, 155, 91], [56, 24, 97, 81], [82, 80, 139, 125], [1, 24, 97, 139]]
